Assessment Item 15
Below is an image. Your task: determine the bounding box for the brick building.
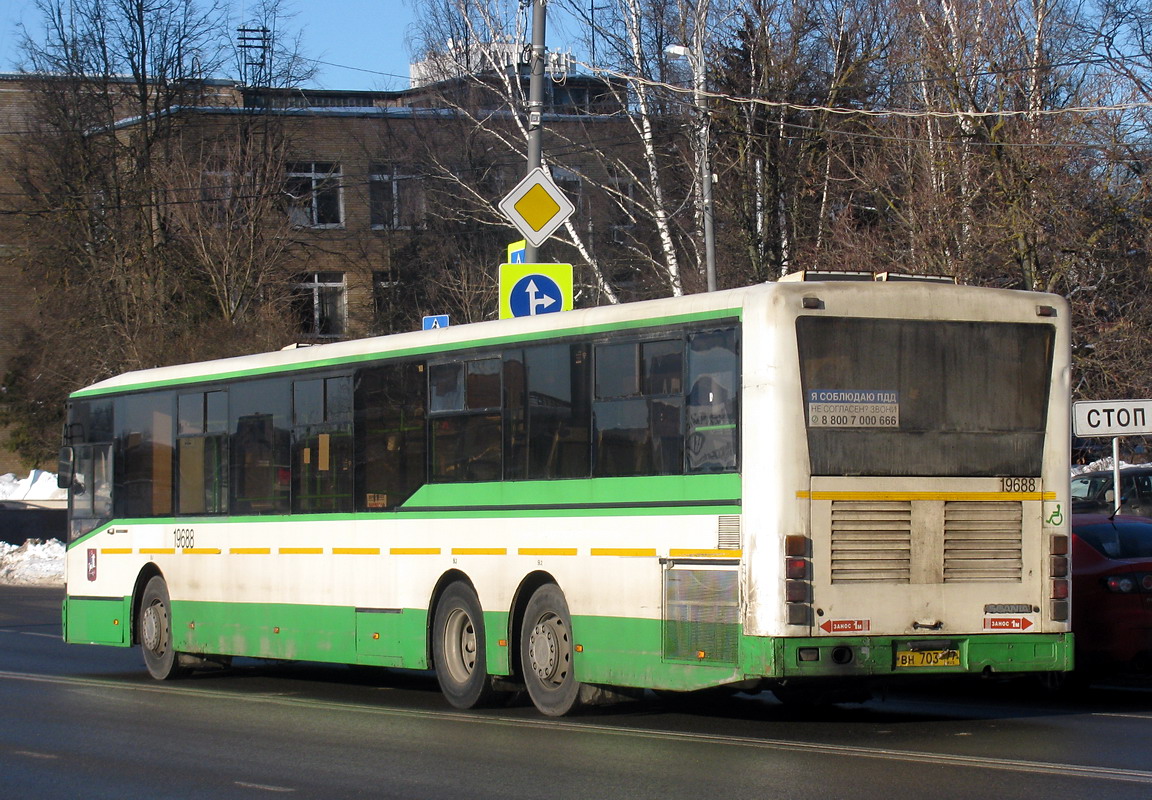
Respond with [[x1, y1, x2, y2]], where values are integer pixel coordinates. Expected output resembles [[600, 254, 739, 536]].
[[0, 71, 645, 471]]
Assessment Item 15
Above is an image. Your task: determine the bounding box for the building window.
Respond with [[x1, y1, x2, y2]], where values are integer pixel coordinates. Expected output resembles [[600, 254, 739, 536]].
[[370, 164, 425, 229], [552, 167, 582, 210], [293, 272, 346, 337], [607, 170, 637, 244], [285, 162, 343, 228], [372, 270, 399, 320]]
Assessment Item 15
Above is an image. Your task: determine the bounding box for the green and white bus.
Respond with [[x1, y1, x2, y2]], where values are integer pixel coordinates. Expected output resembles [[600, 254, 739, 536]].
[[59, 275, 1073, 715]]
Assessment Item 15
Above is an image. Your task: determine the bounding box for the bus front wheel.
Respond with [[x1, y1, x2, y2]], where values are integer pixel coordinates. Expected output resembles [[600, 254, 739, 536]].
[[520, 584, 582, 717], [138, 576, 188, 680], [432, 582, 496, 709]]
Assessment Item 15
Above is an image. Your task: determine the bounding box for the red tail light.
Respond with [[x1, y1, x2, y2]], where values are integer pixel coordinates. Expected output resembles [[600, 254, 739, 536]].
[[1106, 576, 1136, 593], [785, 535, 811, 625]]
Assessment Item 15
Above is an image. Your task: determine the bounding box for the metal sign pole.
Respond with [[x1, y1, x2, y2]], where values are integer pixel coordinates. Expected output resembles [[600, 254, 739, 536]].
[[524, 0, 547, 264], [1114, 436, 1122, 513]]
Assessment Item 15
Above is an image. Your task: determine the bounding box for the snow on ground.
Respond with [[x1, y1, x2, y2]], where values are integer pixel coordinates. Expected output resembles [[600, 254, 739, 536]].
[[0, 538, 64, 586], [0, 469, 67, 504], [0, 471, 66, 586]]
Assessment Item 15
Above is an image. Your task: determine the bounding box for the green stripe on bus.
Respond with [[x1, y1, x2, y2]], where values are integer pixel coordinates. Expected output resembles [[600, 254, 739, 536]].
[[402, 473, 740, 510], [64, 474, 742, 549]]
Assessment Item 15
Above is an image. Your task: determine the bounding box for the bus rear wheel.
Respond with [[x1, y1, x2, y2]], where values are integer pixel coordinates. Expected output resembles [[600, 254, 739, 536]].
[[520, 584, 582, 717], [432, 582, 496, 709], [138, 576, 188, 680]]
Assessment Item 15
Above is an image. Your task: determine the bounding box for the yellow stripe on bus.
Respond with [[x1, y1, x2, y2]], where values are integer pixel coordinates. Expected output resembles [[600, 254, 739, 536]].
[[91, 544, 732, 559], [797, 490, 1057, 501], [668, 549, 742, 558]]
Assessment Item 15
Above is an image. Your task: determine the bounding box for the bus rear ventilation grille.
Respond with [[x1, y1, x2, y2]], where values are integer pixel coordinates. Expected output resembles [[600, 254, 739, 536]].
[[943, 501, 1023, 583], [830, 500, 912, 584], [717, 515, 742, 550]]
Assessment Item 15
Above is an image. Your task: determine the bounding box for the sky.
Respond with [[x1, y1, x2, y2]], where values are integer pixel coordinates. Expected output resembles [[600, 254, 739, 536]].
[[0, 0, 421, 92]]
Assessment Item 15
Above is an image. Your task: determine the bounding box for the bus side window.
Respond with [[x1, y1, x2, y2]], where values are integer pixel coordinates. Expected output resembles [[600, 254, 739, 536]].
[[592, 339, 683, 477], [354, 362, 427, 509], [686, 329, 739, 473], [115, 391, 176, 518], [176, 390, 228, 515], [429, 358, 502, 483], [230, 379, 291, 515], [292, 376, 353, 513], [519, 343, 591, 480]]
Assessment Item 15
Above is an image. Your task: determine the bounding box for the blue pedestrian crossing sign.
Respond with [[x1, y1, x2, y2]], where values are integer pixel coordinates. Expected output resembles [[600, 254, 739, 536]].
[[499, 264, 573, 319], [507, 240, 526, 264], [422, 314, 450, 330]]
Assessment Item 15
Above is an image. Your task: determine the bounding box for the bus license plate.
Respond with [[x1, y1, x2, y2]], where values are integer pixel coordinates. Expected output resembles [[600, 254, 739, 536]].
[[895, 649, 961, 668]]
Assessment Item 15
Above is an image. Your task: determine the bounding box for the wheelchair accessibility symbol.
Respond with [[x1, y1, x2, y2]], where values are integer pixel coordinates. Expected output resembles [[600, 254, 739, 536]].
[[1044, 503, 1064, 526]]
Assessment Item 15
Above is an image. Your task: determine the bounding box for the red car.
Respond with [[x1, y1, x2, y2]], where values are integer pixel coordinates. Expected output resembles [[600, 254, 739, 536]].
[[1071, 513, 1152, 674]]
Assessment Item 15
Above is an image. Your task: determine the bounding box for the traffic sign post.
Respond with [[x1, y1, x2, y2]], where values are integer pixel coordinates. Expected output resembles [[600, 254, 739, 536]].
[[422, 315, 450, 330], [1073, 399, 1152, 512], [499, 263, 573, 319]]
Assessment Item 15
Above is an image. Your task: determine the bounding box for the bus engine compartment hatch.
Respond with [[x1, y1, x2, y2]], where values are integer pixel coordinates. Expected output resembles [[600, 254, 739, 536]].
[[663, 566, 740, 664]]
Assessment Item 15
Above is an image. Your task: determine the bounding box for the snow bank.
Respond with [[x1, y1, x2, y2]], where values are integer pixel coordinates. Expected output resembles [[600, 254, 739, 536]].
[[1072, 458, 1138, 476], [0, 539, 64, 586], [0, 469, 67, 503]]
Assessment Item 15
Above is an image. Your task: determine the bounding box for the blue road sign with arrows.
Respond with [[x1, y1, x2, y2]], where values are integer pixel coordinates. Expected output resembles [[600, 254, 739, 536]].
[[499, 264, 573, 319]]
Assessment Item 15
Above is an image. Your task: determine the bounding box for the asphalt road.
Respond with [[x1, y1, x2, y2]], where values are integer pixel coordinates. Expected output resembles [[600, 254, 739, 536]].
[[3, 585, 1152, 799]]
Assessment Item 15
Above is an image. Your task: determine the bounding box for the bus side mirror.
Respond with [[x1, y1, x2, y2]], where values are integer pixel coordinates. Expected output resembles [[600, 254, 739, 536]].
[[57, 446, 75, 489]]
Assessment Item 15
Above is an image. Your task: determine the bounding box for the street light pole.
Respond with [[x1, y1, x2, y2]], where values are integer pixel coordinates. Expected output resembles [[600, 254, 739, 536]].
[[524, 0, 548, 263], [666, 43, 716, 292]]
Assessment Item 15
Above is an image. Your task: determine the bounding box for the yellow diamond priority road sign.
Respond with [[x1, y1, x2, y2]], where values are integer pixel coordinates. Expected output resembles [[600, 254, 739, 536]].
[[498, 167, 576, 248]]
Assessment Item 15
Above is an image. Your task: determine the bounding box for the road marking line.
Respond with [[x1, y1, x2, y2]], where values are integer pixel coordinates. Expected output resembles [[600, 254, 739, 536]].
[[0, 629, 58, 639], [234, 782, 295, 793], [2, 669, 1150, 785]]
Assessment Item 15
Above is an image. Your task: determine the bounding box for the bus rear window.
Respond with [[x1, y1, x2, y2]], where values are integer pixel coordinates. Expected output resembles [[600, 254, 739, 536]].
[[797, 317, 1054, 477]]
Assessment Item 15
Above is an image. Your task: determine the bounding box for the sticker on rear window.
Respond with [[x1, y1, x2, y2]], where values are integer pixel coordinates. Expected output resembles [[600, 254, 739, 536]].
[[808, 390, 899, 428]]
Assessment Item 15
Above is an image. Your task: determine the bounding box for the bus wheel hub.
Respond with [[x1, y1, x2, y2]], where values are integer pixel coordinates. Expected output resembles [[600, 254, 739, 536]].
[[529, 622, 558, 680]]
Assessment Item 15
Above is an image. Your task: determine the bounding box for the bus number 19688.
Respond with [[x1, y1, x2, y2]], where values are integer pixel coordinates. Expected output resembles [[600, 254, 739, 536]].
[[1001, 478, 1038, 493]]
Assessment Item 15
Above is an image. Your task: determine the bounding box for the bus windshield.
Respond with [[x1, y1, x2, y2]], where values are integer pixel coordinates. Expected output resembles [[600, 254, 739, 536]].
[[798, 317, 1054, 477]]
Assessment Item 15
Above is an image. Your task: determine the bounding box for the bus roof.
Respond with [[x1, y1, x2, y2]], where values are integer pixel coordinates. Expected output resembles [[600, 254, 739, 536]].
[[69, 280, 1064, 399]]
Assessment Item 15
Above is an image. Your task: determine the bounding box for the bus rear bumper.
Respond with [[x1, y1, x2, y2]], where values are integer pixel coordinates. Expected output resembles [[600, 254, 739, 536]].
[[751, 633, 1074, 679]]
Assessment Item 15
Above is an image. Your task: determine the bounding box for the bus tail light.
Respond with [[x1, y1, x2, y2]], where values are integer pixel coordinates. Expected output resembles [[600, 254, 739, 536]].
[[785, 535, 811, 625], [1050, 534, 1070, 621]]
